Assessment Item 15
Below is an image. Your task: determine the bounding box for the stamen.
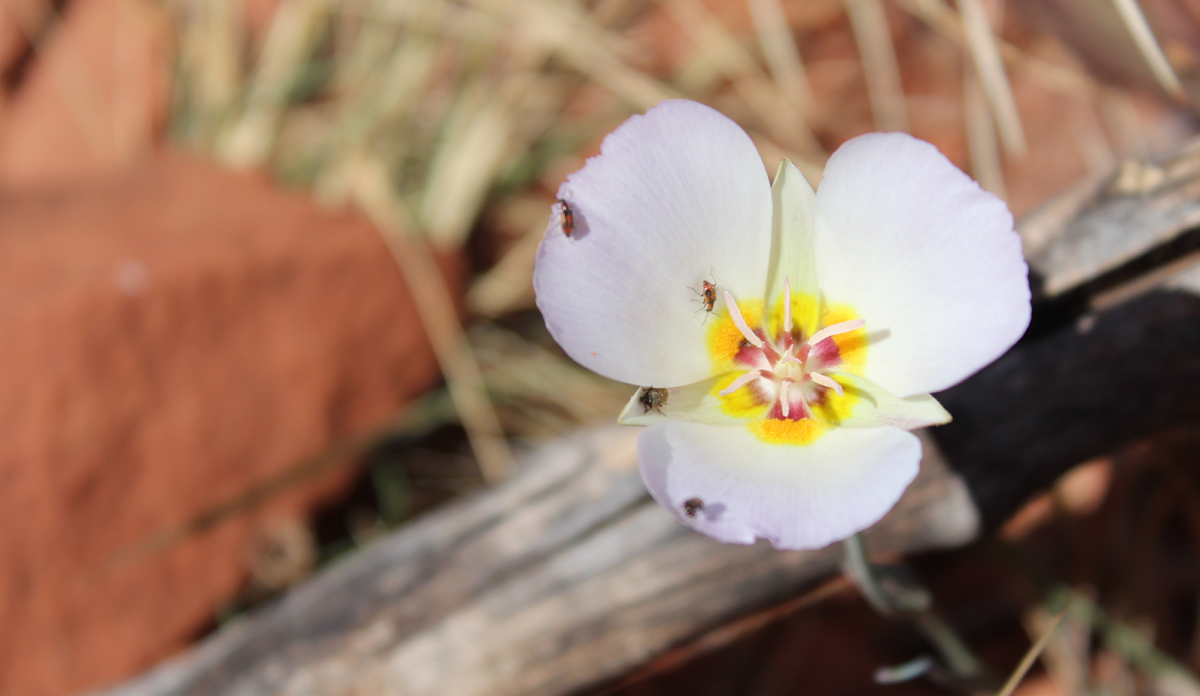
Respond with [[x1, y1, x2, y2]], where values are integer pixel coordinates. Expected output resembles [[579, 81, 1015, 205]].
[[780, 379, 791, 417], [806, 319, 866, 347], [718, 369, 762, 397], [783, 277, 793, 333], [810, 371, 844, 396], [724, 292, 764, 347]]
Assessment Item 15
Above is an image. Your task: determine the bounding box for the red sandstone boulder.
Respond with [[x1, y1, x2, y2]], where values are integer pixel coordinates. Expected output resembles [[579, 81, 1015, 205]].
[[0, 153, 453, 696], [0, 0, 171, 188]]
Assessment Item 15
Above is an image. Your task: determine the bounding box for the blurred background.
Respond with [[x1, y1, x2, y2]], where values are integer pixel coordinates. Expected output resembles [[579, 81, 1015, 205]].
[[1, 0, 1200, 694]]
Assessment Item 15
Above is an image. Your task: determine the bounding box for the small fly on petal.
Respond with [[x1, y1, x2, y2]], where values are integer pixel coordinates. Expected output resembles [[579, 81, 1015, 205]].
[[557, 199, 574, 236], [690, 271, 719, 324], [639, 386, 669, 414], [700, 281, 716, 311], [682, 497, 704, 518]]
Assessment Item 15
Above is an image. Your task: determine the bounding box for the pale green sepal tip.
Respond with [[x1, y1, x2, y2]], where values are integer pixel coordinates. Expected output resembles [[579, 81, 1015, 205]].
[[617, 387, 660, 426], [765, 158, 820, 334]]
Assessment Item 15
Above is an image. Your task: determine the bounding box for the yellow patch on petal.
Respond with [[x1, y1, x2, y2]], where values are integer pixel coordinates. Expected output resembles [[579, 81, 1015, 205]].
[[809, 377, 860, 425], [748, 417, 826, 445], [711, 372, 772, 419], [707, 298, 764, 369], [821, 303, 868, 374], [766, 291, 820, 343]]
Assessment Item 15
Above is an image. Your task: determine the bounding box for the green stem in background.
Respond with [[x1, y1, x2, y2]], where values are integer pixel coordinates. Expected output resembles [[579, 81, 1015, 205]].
[[1050, 586, 1200, 692], [842, 533, 985, 683]]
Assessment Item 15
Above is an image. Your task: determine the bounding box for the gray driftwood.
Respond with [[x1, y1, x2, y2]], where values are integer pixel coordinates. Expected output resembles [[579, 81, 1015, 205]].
[[100, 139, 1200, 696]]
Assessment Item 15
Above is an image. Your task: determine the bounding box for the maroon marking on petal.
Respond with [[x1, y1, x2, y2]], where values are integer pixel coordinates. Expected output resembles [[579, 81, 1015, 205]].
[[805, 381, 832, 406], [760, 341, 781, 364], [747, 380, 775, 406], [807, 338, 844, 370], [735, 345, 771, 371], [766, 395, 810, 421]]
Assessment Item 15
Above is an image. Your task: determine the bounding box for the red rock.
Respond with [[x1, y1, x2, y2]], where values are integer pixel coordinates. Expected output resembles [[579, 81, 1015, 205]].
[[0, 0, 51, 93], [0, 152, 454, 696], [0, 0, 172, 187]]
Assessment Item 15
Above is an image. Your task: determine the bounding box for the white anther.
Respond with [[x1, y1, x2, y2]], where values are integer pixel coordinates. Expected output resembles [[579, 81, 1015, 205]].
[[724, 292, 764, 347], [718, 369, 762, 397], [806, 319, 866, 347], [783, 277, 793, 333], [779, 379, 791, 417], [810, 372, 844, 396]]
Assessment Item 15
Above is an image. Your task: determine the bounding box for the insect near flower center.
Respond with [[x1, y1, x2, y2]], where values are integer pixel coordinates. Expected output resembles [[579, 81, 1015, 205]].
[[707, 277, 868, 444]]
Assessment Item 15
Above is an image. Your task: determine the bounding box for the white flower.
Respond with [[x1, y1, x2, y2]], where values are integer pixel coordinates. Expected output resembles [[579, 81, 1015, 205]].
[[533, 100, 1030, 550]]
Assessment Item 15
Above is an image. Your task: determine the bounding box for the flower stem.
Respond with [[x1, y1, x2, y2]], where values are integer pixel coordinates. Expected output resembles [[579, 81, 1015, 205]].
[[841, 533, 985, 683]]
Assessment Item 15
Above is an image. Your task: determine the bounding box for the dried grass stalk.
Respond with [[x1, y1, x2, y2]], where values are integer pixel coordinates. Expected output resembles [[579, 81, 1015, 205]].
[[958, 0, 1026, 156], [844, 0, 910, 132], [349, 157, 515, 483]]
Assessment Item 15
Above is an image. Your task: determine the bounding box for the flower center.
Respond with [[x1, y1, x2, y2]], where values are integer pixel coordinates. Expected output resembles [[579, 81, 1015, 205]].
[[707, 278, 869, 444]]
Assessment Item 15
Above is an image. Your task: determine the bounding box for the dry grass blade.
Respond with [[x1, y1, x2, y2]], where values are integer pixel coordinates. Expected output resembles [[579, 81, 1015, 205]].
[[463, 0, 677, 110], [958, 0, 1026, 156], [217, 0, 331, 167], [349, 157, 515, 483], [468, 218, 545, 318], [174, 0, 245, 141], [659, 0, 818, 155], [1099, 87, 1150, 158], [420, 78, 526, 246], [1111, 0, 1185, 101], [745, 0, 821, 148], [1068, 99, 1117, 175], [469, 325, 632, 431], [897, 0, 1093, 98], [1024, 604, 1089, 696], [844, 0, 909, 132], [964, 59, 1006, 198], [996, 602, 1070, 696]]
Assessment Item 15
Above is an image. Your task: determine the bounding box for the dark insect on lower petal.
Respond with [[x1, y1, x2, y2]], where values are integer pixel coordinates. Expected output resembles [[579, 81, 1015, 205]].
[[639, 386, 668, 414]]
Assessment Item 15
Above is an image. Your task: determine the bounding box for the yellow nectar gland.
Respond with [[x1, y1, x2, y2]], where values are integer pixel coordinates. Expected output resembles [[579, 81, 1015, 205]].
[[749, 417, 825, 445], [704, 287, 869, 445]]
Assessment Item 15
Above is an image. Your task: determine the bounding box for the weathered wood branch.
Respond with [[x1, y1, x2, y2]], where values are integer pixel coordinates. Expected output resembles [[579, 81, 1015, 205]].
[[103, 429, 977, 696], [100, 138, 1200, 696]]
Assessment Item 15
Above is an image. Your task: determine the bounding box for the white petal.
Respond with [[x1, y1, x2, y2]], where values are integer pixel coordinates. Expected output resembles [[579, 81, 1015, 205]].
[[814, 133, 1031, 397], [534, 100, 773, 387], [638, 421, 921, 550], [617, 376, 773, 426], [812, 373, 951, 430], [764, 159, 820, 337]]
